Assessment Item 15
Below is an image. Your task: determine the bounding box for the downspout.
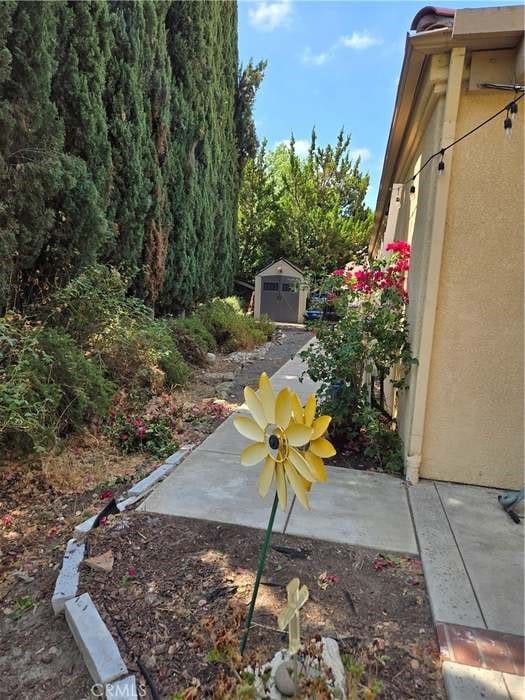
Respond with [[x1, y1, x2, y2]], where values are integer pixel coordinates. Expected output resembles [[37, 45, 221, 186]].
[[405, 46, 466, 484]]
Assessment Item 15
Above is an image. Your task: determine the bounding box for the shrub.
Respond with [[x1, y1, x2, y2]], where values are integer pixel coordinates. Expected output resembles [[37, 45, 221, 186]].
[[47, 266, 189, 392], [301, 243, 415, 473], [166, 317, 215, 366], [37, 327, 115, 430], [196, 297, 273, 352], [106, 414, 178, 459], [0, 315, 113, 451]]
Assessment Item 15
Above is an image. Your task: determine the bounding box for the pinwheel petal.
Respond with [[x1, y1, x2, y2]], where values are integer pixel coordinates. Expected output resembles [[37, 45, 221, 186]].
[[284, 461, 310, 509], [234, 416, 265, 442], [240, 442, 268, 466], [275, 388, 292, 429], [258, 456, 275, 497], [309, 437, 336, 458], [303, 394, 316, 427], [290, 392, 304, 423], [288, 447, 315, 482], [275, 463, 288, 510], [311, 415, 331, 441], [259, 372, 276, 424], [305, 450, 328, 482], [286, 421, 313, 447], [244, 386, 267, 430]]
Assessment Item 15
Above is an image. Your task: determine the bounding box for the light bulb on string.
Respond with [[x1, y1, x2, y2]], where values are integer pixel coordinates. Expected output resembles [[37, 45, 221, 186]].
[[409, 182, 416, 199], [504, 116, 512, 137], [437, 149, 445, 173], [504, 109, 513, 138], [509, 101, 518, 122]]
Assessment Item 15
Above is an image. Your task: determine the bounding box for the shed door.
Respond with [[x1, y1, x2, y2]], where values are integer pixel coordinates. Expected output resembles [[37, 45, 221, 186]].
[[260, 275, 299, 323]]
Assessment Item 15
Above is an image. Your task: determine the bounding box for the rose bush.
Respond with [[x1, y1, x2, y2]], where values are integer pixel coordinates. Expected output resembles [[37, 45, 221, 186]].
[[301, 242, 416, 472]]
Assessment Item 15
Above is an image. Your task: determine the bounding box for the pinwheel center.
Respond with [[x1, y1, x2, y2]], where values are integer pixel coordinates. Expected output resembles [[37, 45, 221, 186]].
[[265, 425, 289, 463]]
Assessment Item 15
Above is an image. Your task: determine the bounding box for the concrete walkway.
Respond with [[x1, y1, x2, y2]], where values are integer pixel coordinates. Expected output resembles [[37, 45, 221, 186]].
[[139, 341, 524, 698], [410, 480, 524, 699], [140, 347, 417, 555]]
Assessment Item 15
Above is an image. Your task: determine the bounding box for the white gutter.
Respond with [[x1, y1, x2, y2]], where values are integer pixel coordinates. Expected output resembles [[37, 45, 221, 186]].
[[405, 46, 466, 484]]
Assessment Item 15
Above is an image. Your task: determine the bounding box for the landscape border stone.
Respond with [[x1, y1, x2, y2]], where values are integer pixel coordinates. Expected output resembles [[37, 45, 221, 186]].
[[105, 674, 138, 699], [127, 444, 194, 496], [51, 538, 86, 615], [65, 593, 128, 685], [51, 444, 195, 691]]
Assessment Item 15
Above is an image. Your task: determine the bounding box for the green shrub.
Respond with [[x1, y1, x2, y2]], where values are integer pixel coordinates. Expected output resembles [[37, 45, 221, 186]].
[[46, 264, 151, 346], [196, 297, 273, 352], [0, 315, 113, 451], [47, 266, 189, 392], [38, 327, 115, 430], [166, 317, 215, 366], [106, 414, 178, 459]]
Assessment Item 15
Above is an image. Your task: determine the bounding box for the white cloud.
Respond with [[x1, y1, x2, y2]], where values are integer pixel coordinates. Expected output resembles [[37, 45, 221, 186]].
[[349, 147, 371, 162], [248, 0, 292, 32], [302, 47, 331, 66], [339, 32, 382, 50], [300, 31, 382, 69], [274, 138, 310, 157]]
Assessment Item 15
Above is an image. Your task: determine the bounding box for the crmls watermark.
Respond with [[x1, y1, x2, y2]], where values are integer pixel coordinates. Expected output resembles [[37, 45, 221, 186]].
[[81, 682, 146, 698]]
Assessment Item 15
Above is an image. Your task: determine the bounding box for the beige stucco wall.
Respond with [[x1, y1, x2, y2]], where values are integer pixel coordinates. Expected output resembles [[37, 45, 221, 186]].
[[389, 95, 445, 442], [420, 89, 524, 488]]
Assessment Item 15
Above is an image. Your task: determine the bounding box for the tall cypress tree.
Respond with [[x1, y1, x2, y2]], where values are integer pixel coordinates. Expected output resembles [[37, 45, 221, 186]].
[[104, 1, 150, 281], [0, 2, 105, 308], [0, 0, 251, 314]]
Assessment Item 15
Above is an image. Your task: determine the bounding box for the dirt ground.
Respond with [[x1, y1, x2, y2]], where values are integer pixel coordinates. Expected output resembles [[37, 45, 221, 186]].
[[0, 326, 312, 700], [80, 511, 444, 699]]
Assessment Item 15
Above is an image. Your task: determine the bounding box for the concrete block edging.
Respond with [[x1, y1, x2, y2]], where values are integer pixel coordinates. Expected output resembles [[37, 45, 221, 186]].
[[51, 445, 194, 696]]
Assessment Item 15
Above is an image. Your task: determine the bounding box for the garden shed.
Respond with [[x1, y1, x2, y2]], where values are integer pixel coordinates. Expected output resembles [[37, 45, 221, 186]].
[[254, 259, 308, 323]]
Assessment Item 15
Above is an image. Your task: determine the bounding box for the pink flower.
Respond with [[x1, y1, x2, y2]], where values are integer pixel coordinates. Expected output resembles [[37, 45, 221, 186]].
[[99, 489, 114, 500], [2, 514, 14, 528], [128, 566, 137, 578]]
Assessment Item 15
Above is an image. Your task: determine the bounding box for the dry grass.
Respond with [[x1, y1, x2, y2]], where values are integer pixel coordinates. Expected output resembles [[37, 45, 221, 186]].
[[39, 431, 151, 494]]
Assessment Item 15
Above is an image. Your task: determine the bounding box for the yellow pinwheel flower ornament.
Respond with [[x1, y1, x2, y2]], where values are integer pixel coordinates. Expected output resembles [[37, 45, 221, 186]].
[[234, 373, 336, 510]]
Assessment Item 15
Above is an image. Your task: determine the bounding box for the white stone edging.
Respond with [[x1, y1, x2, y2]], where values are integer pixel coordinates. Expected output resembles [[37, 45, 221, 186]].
[[51, 445, 194, 697]]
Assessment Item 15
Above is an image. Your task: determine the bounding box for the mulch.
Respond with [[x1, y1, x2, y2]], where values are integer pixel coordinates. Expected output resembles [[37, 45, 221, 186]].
[[79, 511, 445, 699]]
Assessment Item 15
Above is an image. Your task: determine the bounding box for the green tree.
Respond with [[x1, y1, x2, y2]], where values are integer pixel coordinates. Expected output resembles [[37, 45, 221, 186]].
[[238, 128, 373, 283], [0, 0, 250, 314]]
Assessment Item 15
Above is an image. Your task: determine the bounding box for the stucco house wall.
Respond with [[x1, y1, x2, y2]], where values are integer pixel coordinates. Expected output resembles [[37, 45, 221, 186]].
[[421, 89, 524, 488], [372, 6, 524, 489]]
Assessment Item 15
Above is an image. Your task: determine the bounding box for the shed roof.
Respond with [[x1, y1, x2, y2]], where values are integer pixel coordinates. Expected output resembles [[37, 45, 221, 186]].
[[256, 258, 305, 277]]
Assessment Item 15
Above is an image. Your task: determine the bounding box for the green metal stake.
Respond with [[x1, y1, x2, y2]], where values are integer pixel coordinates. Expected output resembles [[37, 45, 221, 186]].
[[240, 492, 279, 656]]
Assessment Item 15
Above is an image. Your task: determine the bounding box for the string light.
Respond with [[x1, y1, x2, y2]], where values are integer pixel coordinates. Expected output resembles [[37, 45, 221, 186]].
[[402, 90, 524, 189], [504, 109, 513, 138], [437, 149, 445, 172]]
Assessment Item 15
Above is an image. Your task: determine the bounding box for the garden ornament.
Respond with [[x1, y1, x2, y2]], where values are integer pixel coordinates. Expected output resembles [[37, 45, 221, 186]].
[[234, 372, 334, 654], [283, 392, 336, 534], [498, 487, 524, 523], [277, 577, 309, 656]]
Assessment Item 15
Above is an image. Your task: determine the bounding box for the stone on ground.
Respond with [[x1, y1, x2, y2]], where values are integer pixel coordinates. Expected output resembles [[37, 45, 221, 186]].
[[65, 593, 127, 685]]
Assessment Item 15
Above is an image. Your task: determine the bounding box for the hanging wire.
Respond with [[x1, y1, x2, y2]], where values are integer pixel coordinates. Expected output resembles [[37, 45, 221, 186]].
[[403, 91, 525, 185]]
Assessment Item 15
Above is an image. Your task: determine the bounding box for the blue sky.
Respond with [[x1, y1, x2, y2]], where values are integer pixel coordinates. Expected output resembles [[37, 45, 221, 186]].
[[238, 0, 520, 208]]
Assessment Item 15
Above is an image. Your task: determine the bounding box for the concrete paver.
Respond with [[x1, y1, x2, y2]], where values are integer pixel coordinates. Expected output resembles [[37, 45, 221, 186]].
[[443, 661, 509, 700], [436, 482, 525, 636], [504, 673, 525, 700], [409, 481, 485, 628]]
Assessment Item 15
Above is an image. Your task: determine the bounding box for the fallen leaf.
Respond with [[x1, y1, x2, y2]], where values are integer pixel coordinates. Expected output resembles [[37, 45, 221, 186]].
[[84, 550, 114, 573]]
